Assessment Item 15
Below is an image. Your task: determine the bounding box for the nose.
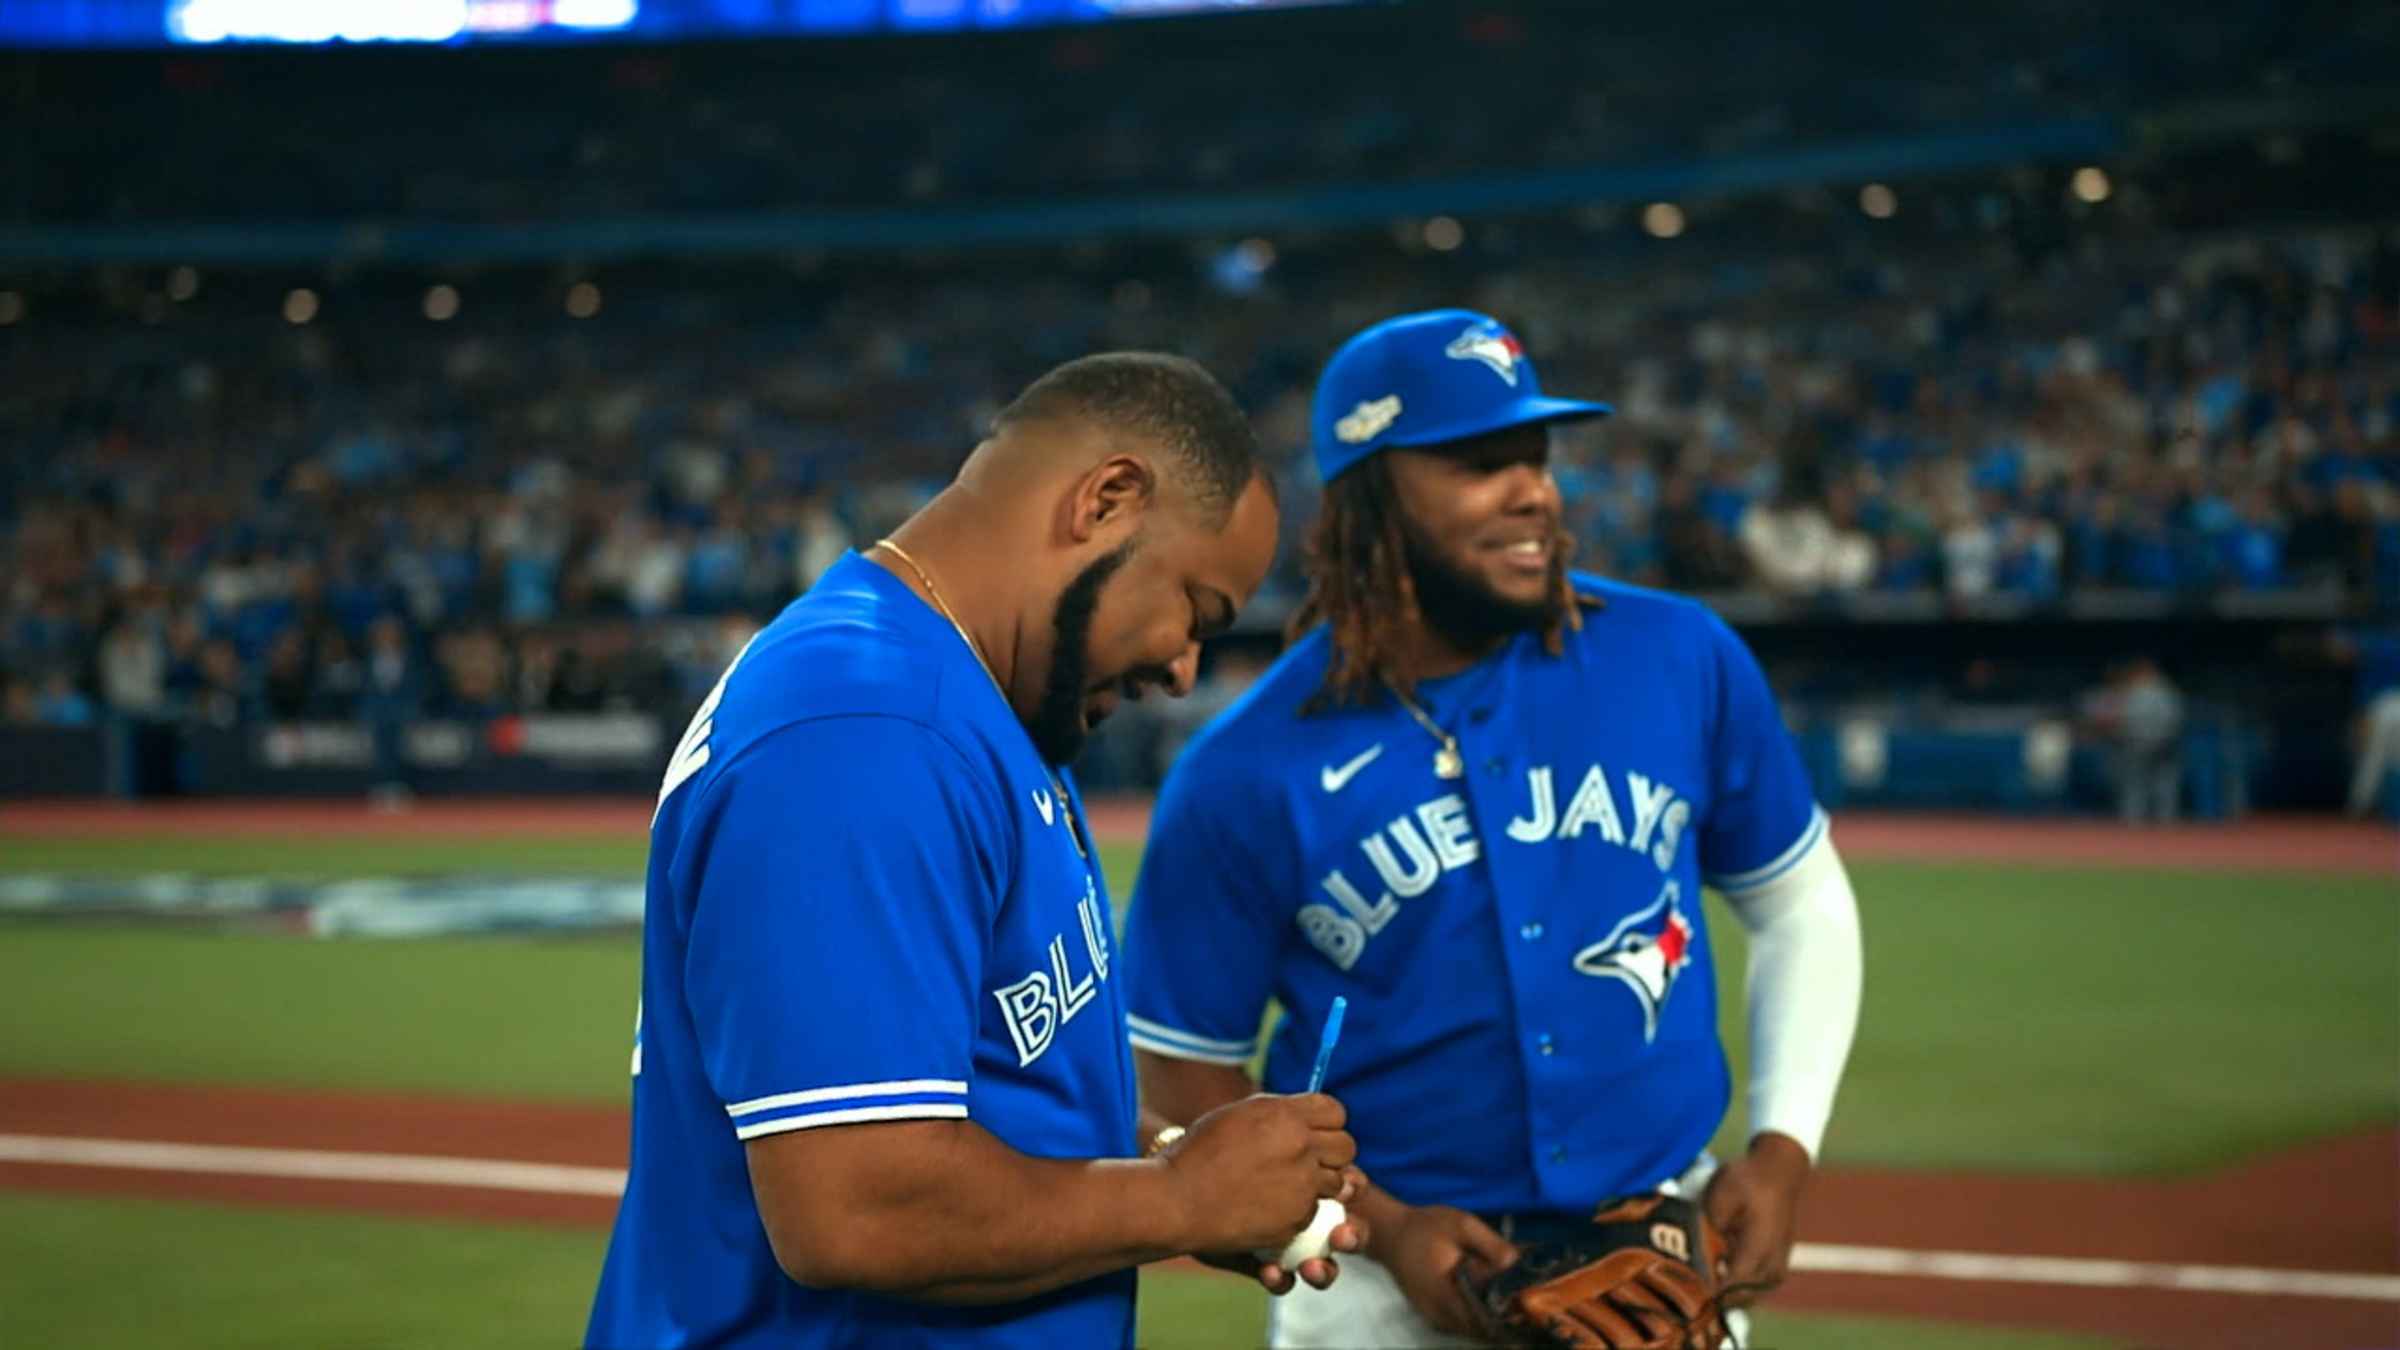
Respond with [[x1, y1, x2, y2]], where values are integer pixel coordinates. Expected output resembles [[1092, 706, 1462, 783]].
[[1500, 460, 1559, 516], [1165, 644, 1200, 698]]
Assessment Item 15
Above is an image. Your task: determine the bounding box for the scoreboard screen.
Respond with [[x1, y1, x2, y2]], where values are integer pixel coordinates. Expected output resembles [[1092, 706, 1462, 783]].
[[1, 0, 1365, 46]]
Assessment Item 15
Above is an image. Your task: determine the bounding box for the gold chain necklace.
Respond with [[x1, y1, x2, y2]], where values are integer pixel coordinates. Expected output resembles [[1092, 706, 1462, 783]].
[[1384, 681, 1465, 780], [873, 538, 1088, 860]]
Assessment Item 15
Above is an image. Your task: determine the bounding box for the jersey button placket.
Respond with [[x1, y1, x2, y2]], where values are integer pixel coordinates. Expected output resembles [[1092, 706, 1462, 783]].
[[1471, 706, 1503, 775], [1453, 699, 1560, 1191]]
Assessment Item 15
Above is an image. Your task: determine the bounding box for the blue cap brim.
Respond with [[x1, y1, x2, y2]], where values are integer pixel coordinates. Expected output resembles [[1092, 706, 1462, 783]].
[[1382, 396, 1615, 449]]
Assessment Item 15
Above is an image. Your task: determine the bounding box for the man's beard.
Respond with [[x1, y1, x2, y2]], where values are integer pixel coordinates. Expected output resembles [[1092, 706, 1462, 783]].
[[1398, 513, 1553, 654], [1028, 542, 1135, 766]]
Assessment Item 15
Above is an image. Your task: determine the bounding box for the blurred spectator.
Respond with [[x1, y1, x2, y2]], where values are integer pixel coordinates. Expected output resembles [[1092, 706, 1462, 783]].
[[2325, 480, 2388, 594], [312, 630, 366, 717], [793, 493, 854, 593], [361, 616, 428, 801], [547, 644, 611, 713], [1994, 512, 2063, 600], [1739, 468, 1876, 598], [627, 523, 690, 618], [160, 616, 210, 716], [686, 507, 750, 614], [191, 641, 248, 728], [258, 630, 317, 720], [97, 620, 168, 717], [2084, 658, 2187, 823], [1940, 505, 1999, 600], [1874, 529, 1937, 591], [34, 671, 97, 728], [2219, 489, 2286, 590], [515, 632, 564, 713], [437, 628, 511, 721], [2333, 629, 2400, 818], [1657, 473, 1746, 590], [1, 675, 37, 726]]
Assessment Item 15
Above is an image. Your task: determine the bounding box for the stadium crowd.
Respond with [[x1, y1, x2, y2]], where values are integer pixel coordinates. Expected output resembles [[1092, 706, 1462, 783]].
[[4, 212, 2397, 746]]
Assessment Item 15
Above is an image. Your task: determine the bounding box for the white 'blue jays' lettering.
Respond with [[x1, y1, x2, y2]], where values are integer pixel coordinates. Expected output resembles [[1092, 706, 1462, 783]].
[[1300, 766, 1690, 971], [994, 881, 1114, 1067]]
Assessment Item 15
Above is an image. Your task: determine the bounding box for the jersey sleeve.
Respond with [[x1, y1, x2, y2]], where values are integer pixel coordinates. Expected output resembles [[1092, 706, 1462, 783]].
[[1696, 612, 1827, 894], [673, 716, 1009, 1141], [1119, 753, 1281, 1067]]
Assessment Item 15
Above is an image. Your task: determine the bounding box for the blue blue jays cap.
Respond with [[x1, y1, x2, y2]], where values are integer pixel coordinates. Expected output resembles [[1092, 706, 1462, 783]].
[[1309, 309, 1613, 483]]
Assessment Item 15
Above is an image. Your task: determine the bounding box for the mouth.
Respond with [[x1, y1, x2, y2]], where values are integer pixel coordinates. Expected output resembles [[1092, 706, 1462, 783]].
[[1081, 687, 1121, 730], [1488, 534, 1553, 577]]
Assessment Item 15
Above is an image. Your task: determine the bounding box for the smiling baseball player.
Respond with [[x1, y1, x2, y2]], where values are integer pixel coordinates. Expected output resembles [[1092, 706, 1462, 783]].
[[1121, 311, 1865, 1347]]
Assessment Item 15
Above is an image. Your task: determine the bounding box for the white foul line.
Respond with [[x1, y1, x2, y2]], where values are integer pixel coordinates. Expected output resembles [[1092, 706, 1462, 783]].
[[0, 1134, 625, 1197], [1790, 1242, 2400, 1302], [2, 1133, 2395, 1303]]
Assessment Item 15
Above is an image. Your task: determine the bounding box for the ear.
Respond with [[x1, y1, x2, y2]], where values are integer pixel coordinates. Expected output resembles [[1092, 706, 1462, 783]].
[[1068, 454, 1157, 544]]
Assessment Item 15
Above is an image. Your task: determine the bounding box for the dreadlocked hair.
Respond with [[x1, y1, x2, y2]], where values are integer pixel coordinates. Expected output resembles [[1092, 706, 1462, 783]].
[[1287, 454, 1588, 716]]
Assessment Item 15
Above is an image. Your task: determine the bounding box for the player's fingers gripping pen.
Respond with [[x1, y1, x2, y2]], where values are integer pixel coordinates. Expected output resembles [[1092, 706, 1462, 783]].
[[1306, 996, 1352, 1186], [1263, 996, 1354, 1278]]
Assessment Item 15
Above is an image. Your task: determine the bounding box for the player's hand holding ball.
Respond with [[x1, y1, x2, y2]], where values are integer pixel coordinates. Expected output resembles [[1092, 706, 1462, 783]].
[[1153, 1093, 1368, 1293], [1258, 1195, 1348, 1268]]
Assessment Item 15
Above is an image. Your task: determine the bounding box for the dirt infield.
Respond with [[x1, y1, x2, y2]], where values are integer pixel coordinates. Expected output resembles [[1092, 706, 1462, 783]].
[[1, 798, 2393, 876], [0, 1077, 2392, 1349]]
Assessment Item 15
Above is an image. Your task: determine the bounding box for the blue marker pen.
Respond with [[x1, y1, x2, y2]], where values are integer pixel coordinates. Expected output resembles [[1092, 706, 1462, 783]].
[[1306, 996, 1347, 1094]]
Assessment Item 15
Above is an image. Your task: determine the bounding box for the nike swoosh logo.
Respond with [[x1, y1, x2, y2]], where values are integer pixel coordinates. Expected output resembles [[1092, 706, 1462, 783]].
[[1320, 744, 1385, 793]]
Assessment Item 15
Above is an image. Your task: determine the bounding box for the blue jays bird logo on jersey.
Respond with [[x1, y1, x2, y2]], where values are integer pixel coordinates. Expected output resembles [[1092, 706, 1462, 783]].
[[1445, 322, 1526, 386], [1572, 881, 1695, 1043]]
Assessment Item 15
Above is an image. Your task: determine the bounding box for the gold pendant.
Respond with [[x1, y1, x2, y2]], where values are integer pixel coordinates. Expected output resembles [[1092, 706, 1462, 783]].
[[1433, 744, 1464, 779]]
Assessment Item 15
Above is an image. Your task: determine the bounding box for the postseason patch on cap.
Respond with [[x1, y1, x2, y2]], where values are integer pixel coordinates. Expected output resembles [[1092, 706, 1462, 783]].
[[1334, 395, 1403, 444]]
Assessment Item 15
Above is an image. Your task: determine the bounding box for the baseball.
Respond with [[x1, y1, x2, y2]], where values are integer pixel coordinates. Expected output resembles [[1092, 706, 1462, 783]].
[[1257, 1197, 1346, 1268]]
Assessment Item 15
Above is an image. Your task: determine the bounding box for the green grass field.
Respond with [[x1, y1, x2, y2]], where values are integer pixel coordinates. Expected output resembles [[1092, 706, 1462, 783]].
[[0, 1191, 2118, 1350], [2, 832, 2393, 1349]]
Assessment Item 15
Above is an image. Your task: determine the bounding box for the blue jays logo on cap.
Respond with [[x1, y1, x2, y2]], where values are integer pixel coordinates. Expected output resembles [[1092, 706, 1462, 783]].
[[1443, 321, 1526, 386], [1310, 308, 1612, 483]]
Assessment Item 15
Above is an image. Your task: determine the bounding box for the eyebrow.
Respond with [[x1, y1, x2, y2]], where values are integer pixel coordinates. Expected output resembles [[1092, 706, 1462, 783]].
[[1193, 587, 1237, 640]]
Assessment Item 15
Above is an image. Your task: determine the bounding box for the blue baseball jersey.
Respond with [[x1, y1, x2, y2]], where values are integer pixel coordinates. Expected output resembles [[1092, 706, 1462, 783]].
[[588, 552, 1138, 1350], [1121, 574, 1823, 1215]]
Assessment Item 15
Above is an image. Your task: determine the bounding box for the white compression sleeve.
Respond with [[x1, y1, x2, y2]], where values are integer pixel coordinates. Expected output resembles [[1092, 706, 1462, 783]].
[[1717, 831, 1862, 1161]]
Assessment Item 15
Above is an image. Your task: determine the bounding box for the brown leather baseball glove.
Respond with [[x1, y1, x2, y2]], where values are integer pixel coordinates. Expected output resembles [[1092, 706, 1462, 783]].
[[1461, 1194, 1731, 1349]]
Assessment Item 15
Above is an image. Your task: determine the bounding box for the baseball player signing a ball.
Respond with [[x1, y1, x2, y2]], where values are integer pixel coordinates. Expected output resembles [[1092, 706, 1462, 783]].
[[587, 354, 1365, 1350], [1122, 312, 1864, 1348]]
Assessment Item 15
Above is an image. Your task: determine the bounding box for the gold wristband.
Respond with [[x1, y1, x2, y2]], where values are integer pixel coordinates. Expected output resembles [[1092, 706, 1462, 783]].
[[1143, 1124, 1187, 1158]]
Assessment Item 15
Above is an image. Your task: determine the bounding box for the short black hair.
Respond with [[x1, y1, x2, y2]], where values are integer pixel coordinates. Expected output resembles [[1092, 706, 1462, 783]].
[[994, 352, 1262, 525]]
